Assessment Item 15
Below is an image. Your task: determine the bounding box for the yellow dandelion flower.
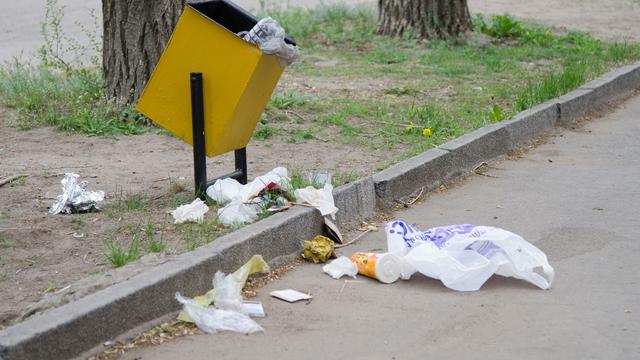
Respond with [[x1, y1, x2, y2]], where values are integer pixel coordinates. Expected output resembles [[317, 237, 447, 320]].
[[422, 128, 432, 137]]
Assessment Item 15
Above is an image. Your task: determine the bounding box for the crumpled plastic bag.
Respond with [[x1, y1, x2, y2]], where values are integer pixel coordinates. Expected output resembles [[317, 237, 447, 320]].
[[207, 167, 290, 204], [49, 173, 105, 214], [217, 201, 261, 227], [171, 198, 209, 224], [322, 256, 358, 279], [242, 17, 299, 66], [206, 167, 290, 226], [175, 293, 264, 334], [387, 221, 555, 291], [294, 183, 338, 219], [178, 255, 270, 322], [212, 271, 243, 313], [302, 235, 335, 263]]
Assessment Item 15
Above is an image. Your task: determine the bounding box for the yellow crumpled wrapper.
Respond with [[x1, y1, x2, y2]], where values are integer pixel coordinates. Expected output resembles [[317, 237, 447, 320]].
[[177, 254, 270, 323], [302, 235, 335, 264]]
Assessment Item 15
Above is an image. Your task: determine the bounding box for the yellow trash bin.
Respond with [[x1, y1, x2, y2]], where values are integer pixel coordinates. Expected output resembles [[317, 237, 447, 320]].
[[136, 0, 293, 158]]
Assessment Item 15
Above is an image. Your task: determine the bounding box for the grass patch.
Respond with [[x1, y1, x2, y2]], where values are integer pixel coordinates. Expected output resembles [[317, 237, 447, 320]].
[[104, 235, 141, 268], [0, 237, 16, 249], [177, 219, 228, 252], [252, 5, 640, 157], [0, 0, 147, 136], [105, 188, 148, 217], [145, 222, 166, 253]]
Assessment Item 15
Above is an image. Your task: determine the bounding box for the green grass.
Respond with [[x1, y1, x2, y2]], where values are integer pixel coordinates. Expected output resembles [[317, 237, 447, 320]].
[[105, 188, 148, 218], [0, 237, 16, 249], [249, 5, 640, 158], [0, 63, 147, 135], [145, 222, 166, 253], [104, 235, 142, 268], [177, 219, 228, 252]]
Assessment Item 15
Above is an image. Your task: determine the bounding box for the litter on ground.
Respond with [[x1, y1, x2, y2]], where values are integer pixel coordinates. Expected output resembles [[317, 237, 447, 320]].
[[49, 173, 105, 214], [206, 167, 291, 226], [177, 255, 269, 323], [386, 221, 555, 291], [322, 256, 358, 279], [351, 252, 402, 284], [302, 235, 336, 263], [270, 289, 312, 303], [171, 198, 209, 224]]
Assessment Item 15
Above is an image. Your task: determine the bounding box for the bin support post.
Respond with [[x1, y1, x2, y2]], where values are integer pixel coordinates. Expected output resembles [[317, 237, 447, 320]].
[[190, 72, 249, 200], [190, 72, 207, 200], [234, 148, 248, 184]]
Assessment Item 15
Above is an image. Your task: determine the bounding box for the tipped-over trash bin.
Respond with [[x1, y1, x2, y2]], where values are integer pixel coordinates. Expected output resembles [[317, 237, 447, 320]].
[[136, 0, 295, 157]]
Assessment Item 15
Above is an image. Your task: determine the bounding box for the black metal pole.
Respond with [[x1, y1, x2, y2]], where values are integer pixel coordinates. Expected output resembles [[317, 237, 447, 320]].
[[190, 72, 207, 200], [235, 148, 248, 185]]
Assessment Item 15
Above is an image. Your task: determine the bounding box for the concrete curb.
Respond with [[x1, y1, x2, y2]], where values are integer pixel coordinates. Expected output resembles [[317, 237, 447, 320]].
[[1, 62, 639, 360]]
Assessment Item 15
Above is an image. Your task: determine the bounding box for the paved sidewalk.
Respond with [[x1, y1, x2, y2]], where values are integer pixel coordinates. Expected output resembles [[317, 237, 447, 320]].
[[121, 97, 640, 360]]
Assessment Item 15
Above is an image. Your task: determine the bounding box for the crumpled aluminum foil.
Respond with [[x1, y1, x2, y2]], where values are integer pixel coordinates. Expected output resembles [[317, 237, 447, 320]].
[[49, 173, 105, 214]]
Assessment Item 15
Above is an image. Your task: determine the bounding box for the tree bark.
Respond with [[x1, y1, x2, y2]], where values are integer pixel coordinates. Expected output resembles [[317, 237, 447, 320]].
[[102, 0, 185, 104], [378, 0, 472, 39]]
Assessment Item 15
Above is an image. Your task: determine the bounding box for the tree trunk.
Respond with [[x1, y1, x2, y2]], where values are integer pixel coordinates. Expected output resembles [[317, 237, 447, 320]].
[[378, 0, 472, 39], [102, 0, 185, 104]]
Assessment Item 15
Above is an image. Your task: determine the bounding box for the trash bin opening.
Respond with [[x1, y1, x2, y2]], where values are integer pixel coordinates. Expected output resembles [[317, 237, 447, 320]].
[[188, 0, 296, 46]]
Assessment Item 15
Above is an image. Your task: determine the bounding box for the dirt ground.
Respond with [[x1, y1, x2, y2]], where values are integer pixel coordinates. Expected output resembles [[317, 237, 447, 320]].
[[0, 91, 391, 327], [1, 0, 640, 329]]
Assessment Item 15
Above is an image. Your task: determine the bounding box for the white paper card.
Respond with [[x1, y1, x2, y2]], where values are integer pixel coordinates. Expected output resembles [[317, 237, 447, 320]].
[[270, 289, 312, 303]]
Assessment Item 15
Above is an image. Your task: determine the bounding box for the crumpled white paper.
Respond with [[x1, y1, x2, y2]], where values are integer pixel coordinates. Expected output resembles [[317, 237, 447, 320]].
[[322, 256, 358, 279], [171, 198, 210, 224], [294, 183, 338, 219]]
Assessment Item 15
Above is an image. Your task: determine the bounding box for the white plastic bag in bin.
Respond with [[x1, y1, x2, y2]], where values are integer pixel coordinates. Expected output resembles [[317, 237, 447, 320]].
[[386, 221, 555, 291], [241, 17, 299, 66]]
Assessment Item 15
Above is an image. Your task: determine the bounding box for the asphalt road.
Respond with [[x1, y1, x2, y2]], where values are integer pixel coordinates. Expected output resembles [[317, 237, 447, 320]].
[[119, 95, 640, 359]]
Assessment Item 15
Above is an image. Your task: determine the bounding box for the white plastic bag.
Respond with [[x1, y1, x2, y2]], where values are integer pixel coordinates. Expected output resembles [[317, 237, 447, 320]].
[[206, 167, 290, 204], [175, 293, 264, 334], [242, 17, 300, 66], [322, 256, 358, 279], [171, 198, 210, 224], [217, 201, 261, 227], [294, 183, 338, 219], [207, 167, 290, 226], [386, 221, 554, 291], [212, 271, 243, 313]]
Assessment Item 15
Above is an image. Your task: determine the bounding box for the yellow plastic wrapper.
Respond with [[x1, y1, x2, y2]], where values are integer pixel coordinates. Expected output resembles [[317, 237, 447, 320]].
[[302, 235, 335, 264], [177, 254, 270, 322]]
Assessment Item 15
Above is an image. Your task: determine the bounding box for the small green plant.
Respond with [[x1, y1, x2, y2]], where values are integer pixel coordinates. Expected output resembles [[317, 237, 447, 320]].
[[113, 188, 147, 211], [8, 177, 27, 187], [478, 14, 525, 39], [145, 222, 166, 253], [487, 104, 505, 122], [254, 124, 276, 139], [269, 90, 308, 110], [0, 237, 16, 249], [178, 219, 227, 252], [384, 86, 419, 96], [104, 236, 141, 268]]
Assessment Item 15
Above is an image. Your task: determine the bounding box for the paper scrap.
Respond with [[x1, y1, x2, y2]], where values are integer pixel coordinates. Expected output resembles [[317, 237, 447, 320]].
[[270, 289, 312, 303]]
